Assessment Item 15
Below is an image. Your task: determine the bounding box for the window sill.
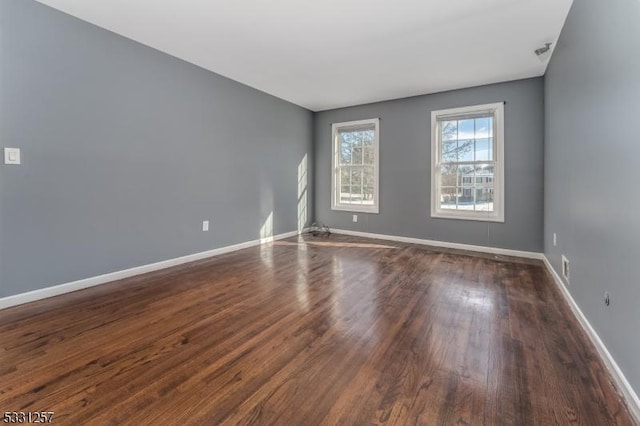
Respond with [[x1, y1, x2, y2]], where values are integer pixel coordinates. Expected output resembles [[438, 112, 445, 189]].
[[431, 211, 504, 223], [332, 205, 379, 214]]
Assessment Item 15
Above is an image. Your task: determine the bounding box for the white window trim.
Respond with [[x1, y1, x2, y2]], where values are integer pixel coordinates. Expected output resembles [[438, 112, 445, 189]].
[[430, 102, 505, 222], [331, 118, 380, 214]]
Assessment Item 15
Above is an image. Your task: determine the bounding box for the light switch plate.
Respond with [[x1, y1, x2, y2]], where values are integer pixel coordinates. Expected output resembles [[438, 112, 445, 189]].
[[4, 147, 21, 165]]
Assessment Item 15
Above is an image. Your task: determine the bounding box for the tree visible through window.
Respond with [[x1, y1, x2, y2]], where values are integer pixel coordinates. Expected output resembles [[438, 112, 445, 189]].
[[332, 118, 379, 213], [431, 103, 504, 222]]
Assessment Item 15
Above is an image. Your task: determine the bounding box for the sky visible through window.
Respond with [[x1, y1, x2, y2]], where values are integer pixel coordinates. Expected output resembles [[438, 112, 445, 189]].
[[440, 116, 494, 212], [441, 116, 493, 163]]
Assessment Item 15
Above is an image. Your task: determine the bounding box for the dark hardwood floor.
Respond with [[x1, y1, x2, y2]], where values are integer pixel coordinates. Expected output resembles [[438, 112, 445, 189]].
[[0, 234, 635, 425]]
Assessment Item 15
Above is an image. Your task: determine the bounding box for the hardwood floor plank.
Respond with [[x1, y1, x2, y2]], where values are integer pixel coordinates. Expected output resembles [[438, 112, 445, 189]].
[[0, 234, 635, 425]]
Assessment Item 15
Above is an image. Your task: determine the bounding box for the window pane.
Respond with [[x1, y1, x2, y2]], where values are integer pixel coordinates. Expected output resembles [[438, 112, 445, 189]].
[[339, 130, 365, 164], [442, 140, 458, 162], [363, 146, 375, 165], [441, 187, 458, 210], [340, 167, 350, 186], [353, 131, 364, 164], [459, 187, 474, 210], [474, 163, 494, 178], [458, 119, 474, 140], [339, 132, 354, 165], [475, 138, 492, 161], [352, 146, 363, 165], [458, 165, 474, 183], [458, 140, 474, 162], [363, 166, 375, 187], [362, 129, 375, 146], [440, 164, 458, 187], [339, 143, 352, 164], [475, 186, 494, 212], [340, 185, 350, 203], [442, 121, 458, 141], [348, 186, 361, 204], [363, 187, 375, 205], [475, 117, 492, 139], [350, 168, 362, 187]]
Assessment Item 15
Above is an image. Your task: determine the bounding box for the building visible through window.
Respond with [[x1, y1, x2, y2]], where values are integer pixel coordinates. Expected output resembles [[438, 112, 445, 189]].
[[431, 103, 504, 222]]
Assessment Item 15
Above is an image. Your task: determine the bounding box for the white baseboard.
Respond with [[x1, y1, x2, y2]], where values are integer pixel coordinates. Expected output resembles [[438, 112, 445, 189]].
[[330, 228, 544, 260], [329, 229, 639, 420], [542, 256, 640, 423], [4, 227, 637, 421], [0, 229, 302, 310]]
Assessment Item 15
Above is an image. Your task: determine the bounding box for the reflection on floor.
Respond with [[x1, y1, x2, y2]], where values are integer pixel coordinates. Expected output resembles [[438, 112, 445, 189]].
[[0, 234, 634, 425]]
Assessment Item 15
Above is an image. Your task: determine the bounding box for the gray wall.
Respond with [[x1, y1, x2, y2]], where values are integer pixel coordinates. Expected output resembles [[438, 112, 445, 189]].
[[0, 0, 313, 297], [314, 78, 544, 252], [545, 0, 640, 395]]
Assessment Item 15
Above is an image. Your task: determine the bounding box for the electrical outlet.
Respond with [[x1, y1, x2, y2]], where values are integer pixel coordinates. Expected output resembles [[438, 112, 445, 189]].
[[604, 291, 610, 307], [202, 220, 209, 232], [553, 233, 557, 247], [352, 214, 358, 223], [562, 255, 570, 283], [4, 147, 21, 165]]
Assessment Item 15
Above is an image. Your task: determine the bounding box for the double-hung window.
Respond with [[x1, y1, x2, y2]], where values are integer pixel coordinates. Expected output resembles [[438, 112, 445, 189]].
[[331, 118, 379, 213], [431, 103, 504, 222]]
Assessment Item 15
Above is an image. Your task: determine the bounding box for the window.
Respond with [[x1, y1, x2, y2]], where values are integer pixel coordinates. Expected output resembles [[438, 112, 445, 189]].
[[431, 103, 504, 222], [331, 118, 379, 213]]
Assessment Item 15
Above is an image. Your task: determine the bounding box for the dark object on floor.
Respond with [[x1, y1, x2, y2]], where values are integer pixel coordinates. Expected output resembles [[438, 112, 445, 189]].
[[0, 234, 633, 424], [307, 222, 331, 236]]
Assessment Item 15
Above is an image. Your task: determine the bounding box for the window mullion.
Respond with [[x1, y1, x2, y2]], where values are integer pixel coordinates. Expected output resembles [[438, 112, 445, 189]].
[[431, 103, 503, 221], [331, 118, 380, 213]]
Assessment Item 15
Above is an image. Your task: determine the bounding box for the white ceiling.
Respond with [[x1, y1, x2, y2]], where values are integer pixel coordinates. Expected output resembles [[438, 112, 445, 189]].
[[36, 0, 573, 111]]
